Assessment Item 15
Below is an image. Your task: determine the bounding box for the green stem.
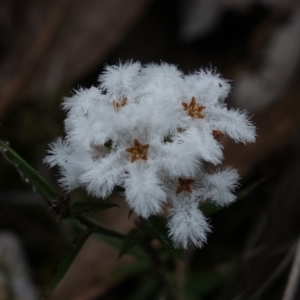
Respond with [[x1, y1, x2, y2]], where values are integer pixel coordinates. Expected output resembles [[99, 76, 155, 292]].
[[138, 218, 179, 300]]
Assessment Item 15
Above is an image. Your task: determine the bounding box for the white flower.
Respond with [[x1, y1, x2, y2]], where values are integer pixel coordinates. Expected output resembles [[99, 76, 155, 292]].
[[44, 61, 256, 249]]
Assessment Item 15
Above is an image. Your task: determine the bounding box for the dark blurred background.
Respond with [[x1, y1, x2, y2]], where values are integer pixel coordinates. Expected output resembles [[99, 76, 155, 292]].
[[1, 0, 300, 299]]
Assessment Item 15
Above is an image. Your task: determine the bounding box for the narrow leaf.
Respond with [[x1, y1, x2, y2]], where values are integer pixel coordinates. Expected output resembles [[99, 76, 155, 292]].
[[201, 202, 220, 217], [235, 178, 265, 200], [0, 139, 59, 200], [184, 271, 226, 297], [73, 218, 148, 260], [70, 201, 119, 217], [118, 229, 143, 259], [95, 232, 148, 260], [46, 230, 91, 295], [144, 216, 184, 261]]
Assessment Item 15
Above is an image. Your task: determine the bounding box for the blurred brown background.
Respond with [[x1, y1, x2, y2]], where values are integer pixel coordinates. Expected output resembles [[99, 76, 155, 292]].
[[1, 0, 300, 299]]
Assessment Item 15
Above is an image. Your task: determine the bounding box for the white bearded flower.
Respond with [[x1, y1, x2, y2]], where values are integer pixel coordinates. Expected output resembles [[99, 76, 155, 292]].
[[44, 61, 256, 249]]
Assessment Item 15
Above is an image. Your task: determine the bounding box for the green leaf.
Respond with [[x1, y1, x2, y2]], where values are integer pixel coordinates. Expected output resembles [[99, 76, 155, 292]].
[[235, 178, 265, 200], [72, 218, 148, 260], [118, 229, 143, 259], [184, 271, 226, 297], [70, 201, 119, 217], [201, 202, 220, 217], [46, 230, 91, 295], [0, 139, 59, 200], [144, 216, 184, 261], [95, 232, 148, 260]]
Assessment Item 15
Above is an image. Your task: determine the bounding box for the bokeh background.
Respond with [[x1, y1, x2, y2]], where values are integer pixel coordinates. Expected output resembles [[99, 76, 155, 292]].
[[1, 0, 300, 299]]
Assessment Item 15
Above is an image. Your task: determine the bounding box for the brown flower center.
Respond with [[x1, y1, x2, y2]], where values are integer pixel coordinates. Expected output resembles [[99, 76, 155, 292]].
[[113, 97, 128, 112], [182, 97, 206, 119], [176, 177, 195, 194], [126, 139, 149, 163], [212, 130, 222, 137]]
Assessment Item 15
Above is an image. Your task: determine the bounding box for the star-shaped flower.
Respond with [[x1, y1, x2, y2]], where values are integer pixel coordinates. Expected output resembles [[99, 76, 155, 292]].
[[182, 97, 206, 119], [126, 139, 149, 163], [176, 177, 195, 194], [113, 97, 128, 112]]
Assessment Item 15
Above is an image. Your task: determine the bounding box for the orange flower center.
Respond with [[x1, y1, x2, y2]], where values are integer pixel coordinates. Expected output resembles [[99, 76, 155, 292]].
[[182, 97, 206, 119], [126, 139, 149, 163]]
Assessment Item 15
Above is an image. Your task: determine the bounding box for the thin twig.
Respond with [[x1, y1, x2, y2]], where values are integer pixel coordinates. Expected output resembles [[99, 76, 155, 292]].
[[282, 237, 300, 300], [141, 241, 178, 300], [137, 217, 181, 300]]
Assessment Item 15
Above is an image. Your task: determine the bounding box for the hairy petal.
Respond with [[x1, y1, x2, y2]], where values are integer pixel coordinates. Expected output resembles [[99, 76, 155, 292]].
[[207, 107, 256, 143], [79, 152, 124, 198], [124, 165, 167, 218], [168, 200, 211, 249], [198, 168, 240, 206]]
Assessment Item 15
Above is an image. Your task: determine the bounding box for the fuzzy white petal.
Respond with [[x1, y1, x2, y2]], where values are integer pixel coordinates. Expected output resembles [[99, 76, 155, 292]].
[[198, 168, 240, 206], [44, 137, 71, 168], [168, 200, 211, 249], [124, 165, 167, 218], [62, 87, 101, 115], [79, 152, 124, 198], [207, 107, 256, 143], [98, 61, 141, 97], [184, 69, 231, 105], [182, 126, 223, 164]]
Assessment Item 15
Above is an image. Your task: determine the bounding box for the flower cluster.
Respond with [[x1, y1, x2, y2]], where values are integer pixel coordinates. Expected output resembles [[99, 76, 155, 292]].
[[45, 61, 256, 249]]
